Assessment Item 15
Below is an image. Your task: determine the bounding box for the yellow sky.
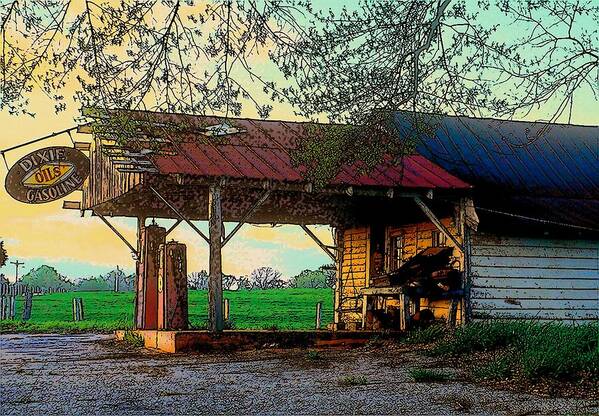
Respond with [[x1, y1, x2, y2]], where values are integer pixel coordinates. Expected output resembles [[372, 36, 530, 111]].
[[0, 88, 333, 281], [1, 0, 597, 281]]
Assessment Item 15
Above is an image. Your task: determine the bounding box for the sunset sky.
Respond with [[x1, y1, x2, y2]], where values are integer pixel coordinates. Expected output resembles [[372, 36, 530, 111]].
[[0, 1, 597, 283]]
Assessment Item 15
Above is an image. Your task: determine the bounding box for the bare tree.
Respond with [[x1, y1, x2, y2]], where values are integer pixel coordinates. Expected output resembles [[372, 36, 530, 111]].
[[249, 266, 285, 289], [222, 273, 238, 290], [188, 270, 209, 290]]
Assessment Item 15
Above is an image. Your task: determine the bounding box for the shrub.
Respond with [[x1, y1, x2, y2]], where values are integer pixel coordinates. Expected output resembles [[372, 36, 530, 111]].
[[409, 368, 451, 382], [305, 350, 321, 361]]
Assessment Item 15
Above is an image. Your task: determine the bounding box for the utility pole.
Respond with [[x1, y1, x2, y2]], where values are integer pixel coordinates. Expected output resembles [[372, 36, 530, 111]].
[[10, 260, 24, 283]]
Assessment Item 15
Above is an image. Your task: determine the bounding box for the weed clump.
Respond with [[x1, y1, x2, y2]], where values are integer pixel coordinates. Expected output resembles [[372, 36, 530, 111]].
[[122, 330, 144, 348], [430, 321, 598, 381], [403, 324, 446, 345], [409, 368, 451, 382], [338, 375, 368, 386]]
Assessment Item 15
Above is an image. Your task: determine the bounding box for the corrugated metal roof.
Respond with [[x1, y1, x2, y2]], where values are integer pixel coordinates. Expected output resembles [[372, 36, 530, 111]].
[[394, 112, 599, 231], [397, 113, 599, 198], [127, 112, 471, 190]]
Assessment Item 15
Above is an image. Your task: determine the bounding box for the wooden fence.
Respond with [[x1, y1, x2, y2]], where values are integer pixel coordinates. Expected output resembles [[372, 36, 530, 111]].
[[0, 282, 34, 321]]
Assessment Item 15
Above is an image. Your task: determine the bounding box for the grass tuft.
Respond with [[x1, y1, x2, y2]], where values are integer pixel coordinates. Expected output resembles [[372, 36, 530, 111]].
[[305, 350, 321, 361], [122, 330, 145, 348], [338, 375, 368, 386], [409, 368, 451, 382], [403, 324, 446, 345], [430, 321, 598, 381]]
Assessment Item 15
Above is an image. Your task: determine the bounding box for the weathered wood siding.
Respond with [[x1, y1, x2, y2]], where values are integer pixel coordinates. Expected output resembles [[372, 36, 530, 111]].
[[387, 219, 464, 321], [82, 138, 143, 210], [469, 235, 599, 322], [337, 227, 370, 326]]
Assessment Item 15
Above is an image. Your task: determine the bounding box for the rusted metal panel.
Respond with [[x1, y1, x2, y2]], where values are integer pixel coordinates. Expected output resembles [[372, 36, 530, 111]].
[[158, 242, 188, 330], [136, 224, 166, 330], [79, 111, 469, 190], [469, 234, 599, 322]]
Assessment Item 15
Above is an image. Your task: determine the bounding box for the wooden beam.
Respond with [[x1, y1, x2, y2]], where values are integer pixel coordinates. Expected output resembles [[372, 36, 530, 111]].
[[74, 142, 91, 151], [413, 196, 464, 253], [208, 183, 224, 332], [97, 214, 139, 256], [62, 201, 81, 210], [300, 225, 336, 262], [149, 186, 209, 243], [222, 189, 271, 247], [165, 219, 182, 236]]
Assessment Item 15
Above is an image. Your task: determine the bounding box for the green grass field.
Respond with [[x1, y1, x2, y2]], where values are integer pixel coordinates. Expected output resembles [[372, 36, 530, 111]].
[[0, 289, 334, 333]]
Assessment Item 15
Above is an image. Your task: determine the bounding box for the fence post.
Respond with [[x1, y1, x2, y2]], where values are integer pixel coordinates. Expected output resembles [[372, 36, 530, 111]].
[[315, 301, 322, 330], [22, 290, 33, 321], [73, 298, 84, 321], [79, 298, 84, 320], [0, 296, 5, 320], [223, 298, 230, 322], [72, 298, 78, 321], [8, 296, 16, 320]]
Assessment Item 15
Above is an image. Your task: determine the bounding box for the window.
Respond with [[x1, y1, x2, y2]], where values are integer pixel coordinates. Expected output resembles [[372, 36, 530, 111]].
[[390, 236, 404, 271], [431, 230, 447, 247]]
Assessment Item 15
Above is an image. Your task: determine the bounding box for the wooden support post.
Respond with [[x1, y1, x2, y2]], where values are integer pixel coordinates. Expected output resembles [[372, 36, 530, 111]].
[[361, 294, 368, 330], [208, 183, 224, 332], [315, 301, 322, 330], [448, 298, 459, 327], [97, 214, 139, 256], [134, 216, 145, 328], [413, 196, 464, 253], [22, 290, 33, 321], [399, 293, 411, 331], [300, 225, 336, 262], [222, 189, 271, 247], [333, 228, 344, 329], [224, 298, 230, 321]]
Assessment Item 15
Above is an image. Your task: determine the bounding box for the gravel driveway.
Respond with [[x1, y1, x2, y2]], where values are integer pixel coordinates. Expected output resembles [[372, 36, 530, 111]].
[[0, 333, 597, 415]]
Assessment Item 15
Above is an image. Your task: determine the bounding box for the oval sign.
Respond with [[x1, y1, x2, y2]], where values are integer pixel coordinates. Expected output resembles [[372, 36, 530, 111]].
[[5, 146, 90, 204]]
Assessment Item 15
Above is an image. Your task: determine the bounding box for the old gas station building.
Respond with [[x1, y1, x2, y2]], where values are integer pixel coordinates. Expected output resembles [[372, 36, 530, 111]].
[[67, 109, 473, 349]]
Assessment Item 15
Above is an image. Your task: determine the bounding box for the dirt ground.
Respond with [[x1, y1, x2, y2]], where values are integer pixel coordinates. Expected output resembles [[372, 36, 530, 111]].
[[1, 334, 597, 415]]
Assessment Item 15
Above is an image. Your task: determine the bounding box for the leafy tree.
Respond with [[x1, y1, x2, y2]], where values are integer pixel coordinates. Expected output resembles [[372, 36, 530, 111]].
[[76, 277, 111, 291], [320, 264, 337, 288], [249, 267, 286, 289], [290, 269, 328, 289], [21, 265, 74, 291]]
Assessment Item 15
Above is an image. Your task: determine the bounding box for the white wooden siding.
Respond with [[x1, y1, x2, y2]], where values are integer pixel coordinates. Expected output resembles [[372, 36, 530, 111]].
[[469, 235, 599, 322]]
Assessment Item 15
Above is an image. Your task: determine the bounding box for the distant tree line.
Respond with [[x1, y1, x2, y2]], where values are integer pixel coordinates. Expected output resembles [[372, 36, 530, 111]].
[[9, 263, 335, 293], [188, 265, 335, 291], [19, 265, 134, 292]]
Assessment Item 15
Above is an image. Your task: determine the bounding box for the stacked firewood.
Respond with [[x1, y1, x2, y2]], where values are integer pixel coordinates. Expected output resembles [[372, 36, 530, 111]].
[[370, 247, 462, 296]]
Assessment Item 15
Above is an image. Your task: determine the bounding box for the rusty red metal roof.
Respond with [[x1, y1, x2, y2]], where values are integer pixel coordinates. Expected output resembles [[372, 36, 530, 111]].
[[129, 113, 470, 190]]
